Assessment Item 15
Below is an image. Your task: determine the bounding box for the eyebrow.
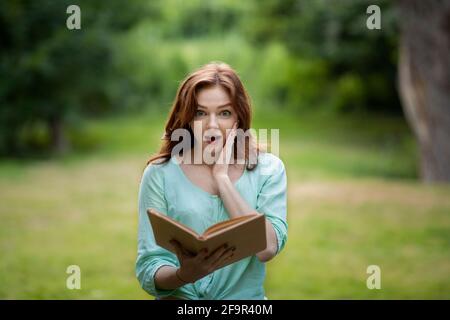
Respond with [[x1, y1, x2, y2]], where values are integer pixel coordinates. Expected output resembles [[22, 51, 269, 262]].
[[197, 103, 232, 109]]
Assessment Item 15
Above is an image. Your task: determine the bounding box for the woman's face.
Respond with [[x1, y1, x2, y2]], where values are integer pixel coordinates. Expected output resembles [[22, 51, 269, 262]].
[[190, 85, 238, 153]]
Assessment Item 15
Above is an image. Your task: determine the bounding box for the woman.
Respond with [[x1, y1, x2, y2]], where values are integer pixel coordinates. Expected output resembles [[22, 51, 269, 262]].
[[136, 62, 288, 300]]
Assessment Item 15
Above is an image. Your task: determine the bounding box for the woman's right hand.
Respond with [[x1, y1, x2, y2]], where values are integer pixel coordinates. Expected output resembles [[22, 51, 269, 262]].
[[169, 239, 235, 283]]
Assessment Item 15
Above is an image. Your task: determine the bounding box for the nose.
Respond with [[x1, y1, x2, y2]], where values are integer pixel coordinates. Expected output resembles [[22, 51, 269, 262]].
[[207, 113, 219, 129]]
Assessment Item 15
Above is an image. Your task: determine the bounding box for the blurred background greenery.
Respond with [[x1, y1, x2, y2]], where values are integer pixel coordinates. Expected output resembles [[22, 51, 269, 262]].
[[0, 0, 449, 299]]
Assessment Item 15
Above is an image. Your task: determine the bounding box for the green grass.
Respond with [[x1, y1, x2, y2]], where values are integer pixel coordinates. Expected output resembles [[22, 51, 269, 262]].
[[266, 179, 450, 299], [1, 110, 449, 299]]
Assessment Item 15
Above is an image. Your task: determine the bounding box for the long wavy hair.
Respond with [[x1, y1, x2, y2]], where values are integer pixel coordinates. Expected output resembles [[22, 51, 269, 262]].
[[146, 62, 260, 170]]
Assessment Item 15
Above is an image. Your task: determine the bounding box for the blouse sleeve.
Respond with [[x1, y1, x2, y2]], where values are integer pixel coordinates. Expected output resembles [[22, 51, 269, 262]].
[[256, 154, 288, 255], [135, 163, 179, 298]]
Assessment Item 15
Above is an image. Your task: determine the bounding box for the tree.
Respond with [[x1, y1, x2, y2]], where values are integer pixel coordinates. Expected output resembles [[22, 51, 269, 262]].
[[398, 0, 450, 182], [0, 0, 153, 156]]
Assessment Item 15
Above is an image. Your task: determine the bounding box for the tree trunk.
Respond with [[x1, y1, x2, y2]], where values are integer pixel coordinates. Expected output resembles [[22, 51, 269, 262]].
[[398, 0, 450, 183], [48, 116, 69, 155]]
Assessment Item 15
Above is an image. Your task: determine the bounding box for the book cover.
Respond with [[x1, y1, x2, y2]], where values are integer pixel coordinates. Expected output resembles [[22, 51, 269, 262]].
[[147, 208, 267, 269]]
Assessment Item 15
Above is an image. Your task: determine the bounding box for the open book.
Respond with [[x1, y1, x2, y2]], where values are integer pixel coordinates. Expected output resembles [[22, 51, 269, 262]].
[[147, 208, 267, 269]]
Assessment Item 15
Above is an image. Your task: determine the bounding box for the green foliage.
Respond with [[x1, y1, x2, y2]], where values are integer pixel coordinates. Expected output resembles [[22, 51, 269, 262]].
[[154, 0, 250, 38], [333, 73, 366, 112], [1, 0, 405, 157], [249, 42, 330, 112], [245, 0, 401, 114], [113, 33, 258, 110], [0, 0, 152, 155]]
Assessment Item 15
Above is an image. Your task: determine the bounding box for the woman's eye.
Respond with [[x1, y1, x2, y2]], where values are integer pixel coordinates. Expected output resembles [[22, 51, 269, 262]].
[[195, 110, 206, 117], [220, 110, 231, 117]]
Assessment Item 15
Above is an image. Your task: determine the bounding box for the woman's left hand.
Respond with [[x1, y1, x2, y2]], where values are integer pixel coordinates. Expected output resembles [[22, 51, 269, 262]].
[[212, 122, 237, 180]]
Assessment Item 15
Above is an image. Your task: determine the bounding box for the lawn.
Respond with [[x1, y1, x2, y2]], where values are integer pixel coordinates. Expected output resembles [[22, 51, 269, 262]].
[[0, 110, 449, 299]]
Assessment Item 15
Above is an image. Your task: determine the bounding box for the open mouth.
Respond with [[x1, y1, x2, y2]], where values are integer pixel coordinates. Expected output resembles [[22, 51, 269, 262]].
[[204, 134, 222, 144]]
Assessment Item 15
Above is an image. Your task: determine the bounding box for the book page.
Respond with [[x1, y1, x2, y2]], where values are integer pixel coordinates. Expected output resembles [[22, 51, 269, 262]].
[[198, 213, 267, 270], [202, 214, 257, 237]]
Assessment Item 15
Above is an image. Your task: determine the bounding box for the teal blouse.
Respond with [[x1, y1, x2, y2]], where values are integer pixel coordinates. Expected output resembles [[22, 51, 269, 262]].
[[135, 152, 288, 300]]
